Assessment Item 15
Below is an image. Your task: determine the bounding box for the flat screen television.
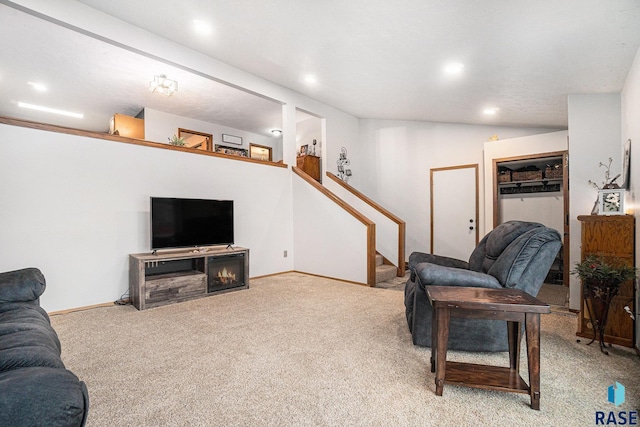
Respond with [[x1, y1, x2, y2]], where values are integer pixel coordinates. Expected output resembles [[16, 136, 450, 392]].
[[150, 197, 234, 250]]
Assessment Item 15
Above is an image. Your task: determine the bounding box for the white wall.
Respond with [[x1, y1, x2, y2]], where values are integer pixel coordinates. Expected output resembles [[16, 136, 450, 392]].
[[143, 108, 282, 161], [324, 177, 400, 269], [482, 131, 568, 234], [296, 116, 322, 156], [357, 119, 560, 258], [568, 93, 622, 310], [292, 176, 368, 283], [620, 44, 640, 348], [0, 124, 293, 312], [499, 193, 564, 236]]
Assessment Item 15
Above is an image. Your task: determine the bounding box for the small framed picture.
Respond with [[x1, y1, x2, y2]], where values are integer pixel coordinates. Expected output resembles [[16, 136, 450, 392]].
[[222, 134, 243, 145], [300, 144, 308, 155], [622, 139, 631, 190], [598, 189, 625, 215]]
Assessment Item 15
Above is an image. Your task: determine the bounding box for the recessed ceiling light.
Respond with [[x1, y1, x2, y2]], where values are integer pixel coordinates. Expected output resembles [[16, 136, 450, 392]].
[[444, 62, 464, 75], [18, 101, 83, 119], [483, 107, 499, 115], [27, 81, 47, 92], [304, 75, 318, 85], [193, 19, 212, 36]]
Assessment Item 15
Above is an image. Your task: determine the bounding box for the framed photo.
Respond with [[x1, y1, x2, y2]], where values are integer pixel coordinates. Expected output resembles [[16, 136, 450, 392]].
[[249, 143, 272, 161], [622, 139, 631, 190], [598, 189, 625, 215], [214, 144, 248, 157], [300, 144, 308, 156], [222, 134, 243, 145], [178, 128, 212, 151]]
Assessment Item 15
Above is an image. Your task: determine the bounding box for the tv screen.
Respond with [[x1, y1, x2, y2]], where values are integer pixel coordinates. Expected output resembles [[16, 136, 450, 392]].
[[151, 197, 234, 250]]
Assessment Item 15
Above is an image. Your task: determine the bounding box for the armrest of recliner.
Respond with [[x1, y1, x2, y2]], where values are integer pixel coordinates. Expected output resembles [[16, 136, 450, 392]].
[[408, 252, 469, 270], [414, 262, 502, 289]]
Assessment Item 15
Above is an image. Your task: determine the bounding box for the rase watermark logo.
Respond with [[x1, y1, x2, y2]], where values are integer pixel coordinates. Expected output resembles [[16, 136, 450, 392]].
[[609, 382, 625, 407], [595, 382, 638, 425]]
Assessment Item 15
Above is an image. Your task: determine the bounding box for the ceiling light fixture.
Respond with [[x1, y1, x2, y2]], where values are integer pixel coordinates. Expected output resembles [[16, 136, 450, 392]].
[[483, 107, 499, 115], [18, 101, 83, 118], [304, 75, 317, 85], [444, 62, 465, 75], [271, 129, 282, 137], [149, 74, 178, 96], [193, 19, 212, 36], [27, 81, 47, 92]]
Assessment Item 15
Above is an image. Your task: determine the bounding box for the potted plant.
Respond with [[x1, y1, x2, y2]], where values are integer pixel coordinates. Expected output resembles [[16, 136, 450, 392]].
[[571, 254, 636, 288], [168, 134, 186, 147], [571, 254, 637, 353]]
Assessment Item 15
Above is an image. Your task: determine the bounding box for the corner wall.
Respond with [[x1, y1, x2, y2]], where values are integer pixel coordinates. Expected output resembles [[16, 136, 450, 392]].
[[567, 93, 622, 311], [620, 44, 640, 349]]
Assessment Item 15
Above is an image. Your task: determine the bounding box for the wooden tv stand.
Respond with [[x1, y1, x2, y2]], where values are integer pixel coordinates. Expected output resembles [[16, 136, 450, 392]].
[[129, 246, 249, 310]]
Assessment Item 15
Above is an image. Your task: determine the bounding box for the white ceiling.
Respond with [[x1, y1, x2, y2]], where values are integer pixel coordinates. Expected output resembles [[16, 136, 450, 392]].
[[0, 3, 283, 136], [3, 0, 640, 133]]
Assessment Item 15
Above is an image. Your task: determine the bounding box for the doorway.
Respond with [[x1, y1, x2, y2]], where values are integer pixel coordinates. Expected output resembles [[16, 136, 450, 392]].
[[492, 151, 569, 287]]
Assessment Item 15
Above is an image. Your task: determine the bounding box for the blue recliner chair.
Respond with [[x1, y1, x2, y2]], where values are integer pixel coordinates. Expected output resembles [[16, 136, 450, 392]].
[[404, 220, 562, 352]]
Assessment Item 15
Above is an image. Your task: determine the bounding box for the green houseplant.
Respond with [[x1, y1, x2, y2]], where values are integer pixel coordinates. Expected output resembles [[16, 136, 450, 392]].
[[571, 254, 636, 287], [168, 134, 186, 147]]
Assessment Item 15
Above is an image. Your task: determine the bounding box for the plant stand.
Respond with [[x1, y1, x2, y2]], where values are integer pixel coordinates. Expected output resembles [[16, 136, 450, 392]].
[[583, 281, 619, 355]]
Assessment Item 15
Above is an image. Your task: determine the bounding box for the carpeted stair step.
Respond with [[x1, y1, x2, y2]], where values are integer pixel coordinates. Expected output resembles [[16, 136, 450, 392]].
[[375, 254, 384, 267], [375, 264, 397, 284]]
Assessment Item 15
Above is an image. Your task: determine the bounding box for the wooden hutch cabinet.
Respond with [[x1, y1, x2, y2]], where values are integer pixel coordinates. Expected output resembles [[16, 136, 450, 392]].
[[296, 155, 321, 182], [576, 215, 636, 348]]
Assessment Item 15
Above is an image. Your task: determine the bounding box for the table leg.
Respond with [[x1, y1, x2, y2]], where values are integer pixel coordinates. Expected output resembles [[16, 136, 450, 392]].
[[525, 312, 541, 410], [507, 320, 521, 372], [434, 305, 450, 396], [430, 302, 437, 373]]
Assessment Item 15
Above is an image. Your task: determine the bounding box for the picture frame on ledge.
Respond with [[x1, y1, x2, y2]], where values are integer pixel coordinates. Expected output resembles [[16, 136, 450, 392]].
[[221, 134, 243, 145], [598, 189, 624, 215]]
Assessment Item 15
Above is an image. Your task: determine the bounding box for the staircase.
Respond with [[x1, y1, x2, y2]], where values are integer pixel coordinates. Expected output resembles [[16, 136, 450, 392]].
[[375, 253, 398, 284]]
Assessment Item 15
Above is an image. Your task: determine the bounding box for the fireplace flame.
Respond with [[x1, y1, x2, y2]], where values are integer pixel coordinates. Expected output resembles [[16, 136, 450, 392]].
[[217, 267, 237, 284]]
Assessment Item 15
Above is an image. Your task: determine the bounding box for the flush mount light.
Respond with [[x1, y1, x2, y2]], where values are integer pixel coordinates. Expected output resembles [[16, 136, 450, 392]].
[[271, 129, 282, 137], [304, 75, 317, 85], [444, 62, 464, 75], [18, 101, 83, 118], [483, 107, 499, 115], [149, 74, 178, 96], [193, 19, 212, 36], [27, 81, 47, 92]]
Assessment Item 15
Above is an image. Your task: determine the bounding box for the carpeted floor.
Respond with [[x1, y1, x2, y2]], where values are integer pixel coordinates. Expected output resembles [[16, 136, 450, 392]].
[[50, 273, 638, 427]]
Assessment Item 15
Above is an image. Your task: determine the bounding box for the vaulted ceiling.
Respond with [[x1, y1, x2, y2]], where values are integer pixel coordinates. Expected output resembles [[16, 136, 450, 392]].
[[3, 0, 640, 133]]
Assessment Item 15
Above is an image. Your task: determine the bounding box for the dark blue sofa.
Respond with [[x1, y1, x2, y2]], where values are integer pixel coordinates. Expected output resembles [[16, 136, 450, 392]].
[[0, 268, 89, 426]]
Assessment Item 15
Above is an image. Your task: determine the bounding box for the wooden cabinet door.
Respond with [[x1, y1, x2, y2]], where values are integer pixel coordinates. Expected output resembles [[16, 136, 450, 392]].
[[577, 215, 635, 347]]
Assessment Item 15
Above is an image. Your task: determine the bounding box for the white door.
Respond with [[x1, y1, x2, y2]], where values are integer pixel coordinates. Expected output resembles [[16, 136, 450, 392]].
[[431, 165, 478, 260]]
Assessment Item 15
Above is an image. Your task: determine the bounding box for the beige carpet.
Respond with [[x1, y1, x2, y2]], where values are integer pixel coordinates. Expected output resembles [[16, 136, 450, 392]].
[[50, 273, 639, 427]]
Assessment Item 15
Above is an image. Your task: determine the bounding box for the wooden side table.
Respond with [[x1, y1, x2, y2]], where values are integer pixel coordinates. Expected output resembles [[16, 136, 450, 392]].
[[426, 286, 550, 410]]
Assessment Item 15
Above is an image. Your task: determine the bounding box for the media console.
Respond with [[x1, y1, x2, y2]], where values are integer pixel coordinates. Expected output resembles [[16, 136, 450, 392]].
[[129, 246, 249, 310]]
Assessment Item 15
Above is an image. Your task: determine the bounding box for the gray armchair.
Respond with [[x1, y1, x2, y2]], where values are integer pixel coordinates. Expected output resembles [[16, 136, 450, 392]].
[[404, 220, 562, 351]]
